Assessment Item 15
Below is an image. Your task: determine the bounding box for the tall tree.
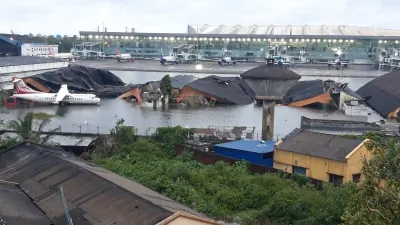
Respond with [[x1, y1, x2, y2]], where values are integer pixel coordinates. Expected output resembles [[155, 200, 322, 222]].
[[160, 74, 172, 105], [343, 138, 400, 225]]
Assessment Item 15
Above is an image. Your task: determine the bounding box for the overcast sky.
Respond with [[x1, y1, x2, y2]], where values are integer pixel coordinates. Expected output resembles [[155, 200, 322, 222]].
[[1, 0, 400, 36]]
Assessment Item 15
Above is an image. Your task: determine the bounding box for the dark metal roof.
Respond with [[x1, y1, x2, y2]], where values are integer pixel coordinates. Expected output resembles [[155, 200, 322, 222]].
[[240, 65, 301, 80], [282, 80, 325, 104], [0, 182, 53, 225], [171, 75, 198, 90], [356, 71, 400, 117], [186, 75, 255, 105], [0, 56, 63, 67], [277, 128, 365, 162], [0, 143, 206, 225]]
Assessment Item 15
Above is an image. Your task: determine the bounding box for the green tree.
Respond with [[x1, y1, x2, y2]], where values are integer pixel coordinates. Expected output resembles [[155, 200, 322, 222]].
[[343, 138, 400, 225], [109, 118, 135, 149], [160, 74, 172, 105]]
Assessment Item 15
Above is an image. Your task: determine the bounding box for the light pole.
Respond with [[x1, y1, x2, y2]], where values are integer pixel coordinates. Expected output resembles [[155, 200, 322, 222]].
[[59, 42, 63, 53]]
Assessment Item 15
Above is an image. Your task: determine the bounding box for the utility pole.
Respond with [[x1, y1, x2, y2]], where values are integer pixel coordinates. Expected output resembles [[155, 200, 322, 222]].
[[102, 23, 105, 53]]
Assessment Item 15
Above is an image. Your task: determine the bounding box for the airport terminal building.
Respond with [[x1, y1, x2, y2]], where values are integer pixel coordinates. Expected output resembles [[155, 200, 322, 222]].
[[79, 24, 400, 64]]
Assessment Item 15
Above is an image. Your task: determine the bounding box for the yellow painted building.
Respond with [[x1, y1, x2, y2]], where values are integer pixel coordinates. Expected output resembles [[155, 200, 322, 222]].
[[157, 212, 226, 225], [274, 129, 371, 184]]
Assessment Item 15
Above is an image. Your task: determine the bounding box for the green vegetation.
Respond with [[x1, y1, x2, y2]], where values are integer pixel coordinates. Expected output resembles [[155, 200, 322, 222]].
[[343, 137, 400, 225], [91, 120, 358, 225], [7, 112, 60, 143], [0, 138, 18, 152]]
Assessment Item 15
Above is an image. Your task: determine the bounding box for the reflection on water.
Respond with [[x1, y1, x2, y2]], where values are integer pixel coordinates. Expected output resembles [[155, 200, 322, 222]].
[[0, 71, 374, 138]]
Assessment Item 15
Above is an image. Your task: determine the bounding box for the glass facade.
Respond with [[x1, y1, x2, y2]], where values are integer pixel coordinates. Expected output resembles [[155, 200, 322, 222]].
[[79, 34, 400, 62]]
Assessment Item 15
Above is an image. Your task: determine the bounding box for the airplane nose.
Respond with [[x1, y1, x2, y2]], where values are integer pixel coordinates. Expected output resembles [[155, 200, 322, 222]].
[[96, 98, 101, 104]]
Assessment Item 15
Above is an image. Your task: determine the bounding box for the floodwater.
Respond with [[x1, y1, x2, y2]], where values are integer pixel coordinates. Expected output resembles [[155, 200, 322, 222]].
[[0, 71, 374, 138]]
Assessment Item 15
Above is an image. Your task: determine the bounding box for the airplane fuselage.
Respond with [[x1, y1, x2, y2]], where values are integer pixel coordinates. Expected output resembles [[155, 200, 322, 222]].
[[13, 93, 101, 105]]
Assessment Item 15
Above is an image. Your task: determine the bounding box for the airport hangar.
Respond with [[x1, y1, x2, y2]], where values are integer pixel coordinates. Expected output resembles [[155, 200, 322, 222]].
[[0, 33, 58, 57], [79, 24, 400, 63]]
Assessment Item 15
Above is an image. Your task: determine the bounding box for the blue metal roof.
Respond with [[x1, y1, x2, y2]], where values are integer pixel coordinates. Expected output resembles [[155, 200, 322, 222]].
[[0, 35, 22, 47], [214, 140, 275, 154]]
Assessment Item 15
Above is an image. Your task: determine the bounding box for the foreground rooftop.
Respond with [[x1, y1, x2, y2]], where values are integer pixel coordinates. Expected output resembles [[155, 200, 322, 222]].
[[0, 142, 206, 225]]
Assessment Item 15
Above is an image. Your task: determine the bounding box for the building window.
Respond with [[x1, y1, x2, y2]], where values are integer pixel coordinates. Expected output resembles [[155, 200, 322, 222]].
[[352, 173, 361, 183], [293, 166, 306, 175], [328, 173, 343, 185]]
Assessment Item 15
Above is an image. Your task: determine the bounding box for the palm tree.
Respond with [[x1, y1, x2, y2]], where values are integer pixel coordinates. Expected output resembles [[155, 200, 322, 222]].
[[8, 112, 55, 143]]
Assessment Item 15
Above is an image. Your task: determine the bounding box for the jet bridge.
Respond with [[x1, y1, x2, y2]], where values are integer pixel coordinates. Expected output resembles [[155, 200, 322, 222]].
[[72, 42, 105, 59]]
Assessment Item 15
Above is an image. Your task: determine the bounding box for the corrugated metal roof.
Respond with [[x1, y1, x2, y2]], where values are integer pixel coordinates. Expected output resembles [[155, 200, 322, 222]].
[[0, 182, 53, 225], [277, 129, 365, 161], [0, 132, 97, 147], [214, 140, 275, 154], [188, 25, 400, 36], [0, 143, 207, 225]]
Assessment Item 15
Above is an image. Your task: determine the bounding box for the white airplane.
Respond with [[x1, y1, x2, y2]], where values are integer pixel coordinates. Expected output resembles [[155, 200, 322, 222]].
[[217, 57, 236, 65], [48, 47, 74, 61], [12, 77, 101, 105], [116, 45, 135, 62], [160, 49, 179, 65]]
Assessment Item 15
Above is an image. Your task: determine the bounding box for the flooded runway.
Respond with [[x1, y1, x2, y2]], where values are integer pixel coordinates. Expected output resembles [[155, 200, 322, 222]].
[[0, 71, 374, 138]]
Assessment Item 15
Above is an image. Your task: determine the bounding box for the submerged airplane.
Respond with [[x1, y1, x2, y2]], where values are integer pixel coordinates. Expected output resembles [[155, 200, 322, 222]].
[[12, 77, 101, 105]]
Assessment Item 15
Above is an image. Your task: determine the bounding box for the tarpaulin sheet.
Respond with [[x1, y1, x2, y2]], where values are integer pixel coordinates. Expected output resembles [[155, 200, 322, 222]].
[[28, 65, 126, 97]]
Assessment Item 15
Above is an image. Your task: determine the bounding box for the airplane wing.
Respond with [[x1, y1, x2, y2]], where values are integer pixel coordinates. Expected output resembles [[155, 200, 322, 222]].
[[55, 85, 68, 102]]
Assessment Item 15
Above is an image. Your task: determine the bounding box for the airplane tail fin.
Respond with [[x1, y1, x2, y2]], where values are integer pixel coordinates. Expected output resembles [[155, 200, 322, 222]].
[[160, 48, 164, 57], [48, 47, 55, 56], [55, 84, 69, 102], [116, 43, 120, 56], [12, 77, 40, 94]]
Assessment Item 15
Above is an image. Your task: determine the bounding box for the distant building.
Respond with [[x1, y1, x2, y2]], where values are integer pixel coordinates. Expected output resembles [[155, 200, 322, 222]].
[[0, 33, 58, 56], [214, 140, 275, 167], [80, 24, 400, 62], [273, 129, 370, 184]]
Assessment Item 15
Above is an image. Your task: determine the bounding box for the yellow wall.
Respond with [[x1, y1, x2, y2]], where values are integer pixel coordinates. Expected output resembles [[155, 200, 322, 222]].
[[273, 144, 366, 183], [345, 144, 371, 182], [162, 217, 218, 225]]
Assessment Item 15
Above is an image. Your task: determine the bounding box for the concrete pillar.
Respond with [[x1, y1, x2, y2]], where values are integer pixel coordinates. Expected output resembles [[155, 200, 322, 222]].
[[262, 100, 275, 141]]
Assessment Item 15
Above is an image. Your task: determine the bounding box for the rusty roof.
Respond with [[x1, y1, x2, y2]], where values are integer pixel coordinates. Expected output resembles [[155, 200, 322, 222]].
[[0, 142, 206, 225]]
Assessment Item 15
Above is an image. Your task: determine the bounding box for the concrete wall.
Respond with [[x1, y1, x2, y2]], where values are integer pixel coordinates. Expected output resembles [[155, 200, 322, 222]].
[[273, 146, 366, 183], [300, 116, 381, 131], [0, 62, 68, 74], [244, 79, 298, 98]]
